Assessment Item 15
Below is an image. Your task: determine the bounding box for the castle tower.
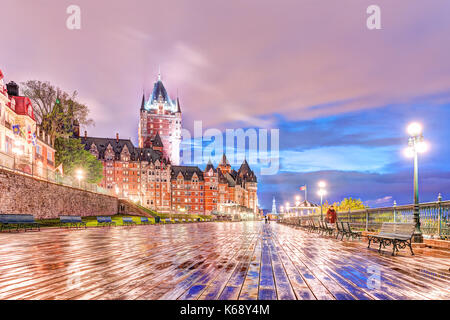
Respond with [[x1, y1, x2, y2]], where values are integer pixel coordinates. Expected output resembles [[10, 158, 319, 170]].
[[138, 72, 182, 164], [218, 153, 231, 174]]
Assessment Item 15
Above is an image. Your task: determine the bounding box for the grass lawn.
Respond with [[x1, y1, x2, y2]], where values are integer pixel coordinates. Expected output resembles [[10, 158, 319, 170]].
[[35, 211, 213, 228], [36, 213, 156, 228]]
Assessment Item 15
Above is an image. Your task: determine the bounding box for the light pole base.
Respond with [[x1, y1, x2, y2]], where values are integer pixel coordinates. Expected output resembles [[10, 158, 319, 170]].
[[412, 232, 423, 243]]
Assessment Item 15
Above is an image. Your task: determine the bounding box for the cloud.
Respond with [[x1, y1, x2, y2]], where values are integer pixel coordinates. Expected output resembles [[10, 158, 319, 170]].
[[366, 196, 393, 207]]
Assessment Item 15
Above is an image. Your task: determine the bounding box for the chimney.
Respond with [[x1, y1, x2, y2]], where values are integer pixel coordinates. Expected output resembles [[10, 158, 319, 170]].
[[84, 130, 87, 138], [116, 133, 119, 142], [6, 81, 19, 97]]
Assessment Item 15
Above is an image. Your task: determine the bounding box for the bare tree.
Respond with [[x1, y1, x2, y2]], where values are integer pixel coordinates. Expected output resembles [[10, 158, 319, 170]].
[[21, 80, 94, 139]]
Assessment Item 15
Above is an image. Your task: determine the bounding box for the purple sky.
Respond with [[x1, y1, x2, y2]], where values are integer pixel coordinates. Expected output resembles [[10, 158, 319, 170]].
[[2, 1, 450, 209]]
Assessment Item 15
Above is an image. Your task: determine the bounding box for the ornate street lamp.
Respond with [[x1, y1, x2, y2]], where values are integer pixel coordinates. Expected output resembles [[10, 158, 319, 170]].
[[404, 122, 428, 243], [317, 181, 327, 221]]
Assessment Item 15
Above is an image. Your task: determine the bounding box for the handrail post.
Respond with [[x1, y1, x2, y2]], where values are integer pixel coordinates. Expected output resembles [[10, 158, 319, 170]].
[[365, 209, 368, 231], [393, 200, 397, 223], [438, 193, 442, 238]]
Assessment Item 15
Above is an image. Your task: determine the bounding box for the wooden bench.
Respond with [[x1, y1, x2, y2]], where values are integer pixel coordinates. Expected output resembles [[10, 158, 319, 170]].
[[140, 217, 151, 225], [367, 222, 415, 256], [122, 217, 136, 226], [59, 216, 86, 229], [335, 221, 346, 240], [342, 222, 362, 240], [299, 220, 309, 230], [320, 220, 334, 236], [97, 216, 116, 227], [308, 218, 318, 233], [0, 214, 40, 232]]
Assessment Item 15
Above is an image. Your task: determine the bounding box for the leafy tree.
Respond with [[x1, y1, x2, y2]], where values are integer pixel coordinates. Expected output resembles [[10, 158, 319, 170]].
[[55, 137, 103, 184], [334, 197, 367, 212], [21, 80, 93, 140], [22, 80, 101, 182]]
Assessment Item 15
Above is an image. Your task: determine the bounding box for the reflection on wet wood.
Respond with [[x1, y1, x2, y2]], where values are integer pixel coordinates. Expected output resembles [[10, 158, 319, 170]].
[[0, 222, 448, 300]]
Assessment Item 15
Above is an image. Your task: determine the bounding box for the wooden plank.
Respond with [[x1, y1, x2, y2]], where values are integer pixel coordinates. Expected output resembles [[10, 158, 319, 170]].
[[238, 238, 262, 300], [0, 221, 448, 300]]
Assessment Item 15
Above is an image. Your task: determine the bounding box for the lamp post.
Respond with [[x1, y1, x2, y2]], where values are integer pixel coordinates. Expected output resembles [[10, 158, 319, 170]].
[[317, 181, 327, 221], [285, 202, 290, 217], [404, 122, 428, 243]]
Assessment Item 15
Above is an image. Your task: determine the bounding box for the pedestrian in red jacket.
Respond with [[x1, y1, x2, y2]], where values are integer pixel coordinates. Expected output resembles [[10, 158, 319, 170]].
[[326, 206, 337, 224]]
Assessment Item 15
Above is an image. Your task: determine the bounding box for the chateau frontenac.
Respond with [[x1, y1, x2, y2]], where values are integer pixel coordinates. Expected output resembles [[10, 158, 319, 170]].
[[80, 73, 259, 216]]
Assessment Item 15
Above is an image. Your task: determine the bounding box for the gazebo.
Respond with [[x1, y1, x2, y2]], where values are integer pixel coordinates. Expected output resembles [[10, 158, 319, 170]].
[[291, 200, 319, 216]]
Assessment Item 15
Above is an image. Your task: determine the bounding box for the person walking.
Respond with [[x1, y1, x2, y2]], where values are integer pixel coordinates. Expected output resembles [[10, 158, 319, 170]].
[[326, 205, 337, 224]]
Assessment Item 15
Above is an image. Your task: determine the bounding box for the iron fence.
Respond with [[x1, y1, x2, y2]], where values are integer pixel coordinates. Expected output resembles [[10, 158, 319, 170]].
[[0, 151, 112, 196], [280, 196, 450, 239]]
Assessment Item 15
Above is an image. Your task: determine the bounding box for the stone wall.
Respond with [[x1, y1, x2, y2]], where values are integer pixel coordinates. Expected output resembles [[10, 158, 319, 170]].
[[0, 168, 118, 219]]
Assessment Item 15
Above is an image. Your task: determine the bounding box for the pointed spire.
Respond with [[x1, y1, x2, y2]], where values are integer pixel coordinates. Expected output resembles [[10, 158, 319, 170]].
[[176, 96, 181, 113], [140, 91, 146, 110], [220, 153, 229, 166], [158, 65, 161, 81], [205, 158, 215, 173], [152, 132, 163, 147]]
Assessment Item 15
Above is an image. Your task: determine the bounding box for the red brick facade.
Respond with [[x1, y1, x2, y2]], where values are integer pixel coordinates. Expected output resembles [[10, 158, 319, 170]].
[[80, 74, 258, 216]]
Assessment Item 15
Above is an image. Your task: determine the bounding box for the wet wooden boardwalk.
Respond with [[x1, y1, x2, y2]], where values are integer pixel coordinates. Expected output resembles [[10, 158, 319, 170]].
[[0, 221, 449, 300]]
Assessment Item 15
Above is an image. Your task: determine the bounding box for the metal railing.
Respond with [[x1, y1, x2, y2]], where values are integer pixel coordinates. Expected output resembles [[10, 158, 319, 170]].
[[280, 196, 450, 239], [0, 151, 113, 196]]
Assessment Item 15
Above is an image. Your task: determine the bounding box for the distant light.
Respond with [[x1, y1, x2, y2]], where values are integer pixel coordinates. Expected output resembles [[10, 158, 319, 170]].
[[407, 122, 423, 137], [12, 147, 23, 156], [318, 181, 326, 188], [75, 169, 84, 181], [416, 141, 428, 154], [295, 195, 300, 201]]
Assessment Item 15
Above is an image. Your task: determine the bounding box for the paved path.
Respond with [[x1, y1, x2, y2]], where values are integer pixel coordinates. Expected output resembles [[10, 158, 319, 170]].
[[0, 222, 448, 300]]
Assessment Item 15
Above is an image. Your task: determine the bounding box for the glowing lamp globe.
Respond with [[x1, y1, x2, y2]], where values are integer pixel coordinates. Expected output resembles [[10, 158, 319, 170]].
[[318, 181, 326, 188], [407, 122, 423, 137], [416, 141, 428, 153]]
